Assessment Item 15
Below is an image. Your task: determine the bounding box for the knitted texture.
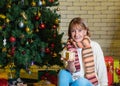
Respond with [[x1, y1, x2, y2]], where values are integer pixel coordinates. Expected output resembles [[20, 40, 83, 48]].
[[66, 37, 98, 85], [66, 41, 80, 72]]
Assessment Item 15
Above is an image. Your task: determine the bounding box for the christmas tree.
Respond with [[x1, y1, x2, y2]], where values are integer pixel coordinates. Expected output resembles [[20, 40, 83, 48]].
[[0, 0, 63, 73]]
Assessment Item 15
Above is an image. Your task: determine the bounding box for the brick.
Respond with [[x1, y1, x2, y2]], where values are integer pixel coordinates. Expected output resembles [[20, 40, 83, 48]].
[[59, 0, 120, 58]]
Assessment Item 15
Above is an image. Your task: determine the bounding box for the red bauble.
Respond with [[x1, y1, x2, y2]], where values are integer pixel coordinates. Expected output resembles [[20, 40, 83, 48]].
[[35, 15, 40, 21], [39, 23, 45, 29], [45, 47, 50, 53], [52, 25, 57, 29], [49, 0, 54, 2], [51, 43, 55, 48], [11, 47, 16, 51], [9, 36, 16, 43]]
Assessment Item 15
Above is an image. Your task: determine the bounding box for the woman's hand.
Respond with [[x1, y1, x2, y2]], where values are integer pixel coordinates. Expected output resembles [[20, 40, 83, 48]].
[[66, 61, 76, 73]]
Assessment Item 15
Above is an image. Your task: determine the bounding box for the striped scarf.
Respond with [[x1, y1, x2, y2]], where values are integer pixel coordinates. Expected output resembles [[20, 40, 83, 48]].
[[66, 37, 98, 85]]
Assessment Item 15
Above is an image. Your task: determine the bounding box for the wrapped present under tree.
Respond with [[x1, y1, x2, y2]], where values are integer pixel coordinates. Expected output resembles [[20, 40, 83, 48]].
[[105, 56, 114, 86]]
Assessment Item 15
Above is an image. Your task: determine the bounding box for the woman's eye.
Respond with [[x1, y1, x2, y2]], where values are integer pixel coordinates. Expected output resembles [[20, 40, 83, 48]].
[[71, 30, 75, 32], [78, 29, 82, 32]]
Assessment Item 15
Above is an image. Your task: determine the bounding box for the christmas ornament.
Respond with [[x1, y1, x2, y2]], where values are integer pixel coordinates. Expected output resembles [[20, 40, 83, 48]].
[[51, 43, 55, 48], [35, 15, 40, 21], [19, 21, 24, 28], [35, 28, 39, 32], [39, 23, 45, 29], [3, 38, 7, 46], [9, 36, 16, 43], [25, 26, 30, 32], [21, 12, 27, 20], [0, 14, 6, 19], [5, 18, 10, 23], [10, 47, 16, 56], [49, 0, 54, 3], [52, 25, 57, 29], [55, 19, 59, 24], [52, 52, 57, 57], [45, 47, 50, 53], [2, 47, 7, 52], [42, 0, 46, 5], [6, 4, 11, 8], [38, 11, 41, 17], [31, 1, 36, 7], [38, 0, 42, 6]]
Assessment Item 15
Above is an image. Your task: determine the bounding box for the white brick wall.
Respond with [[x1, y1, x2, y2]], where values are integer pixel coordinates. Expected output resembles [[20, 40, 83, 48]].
[[59, 0, 120, 58]]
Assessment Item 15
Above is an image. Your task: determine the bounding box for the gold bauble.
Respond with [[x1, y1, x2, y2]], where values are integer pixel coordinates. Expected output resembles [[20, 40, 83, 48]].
[[35, 28, 39, 32], [37, 12, 41, 17], [31, 1, 36, 6], [53, 52, 57, 57], [25, 27, 30, 32], [5, 18, 10, 23], [6, 4, 11, 8], [55, 19, 59, 24], [2, 47, 7, 52], [42, 0, 46, 5]]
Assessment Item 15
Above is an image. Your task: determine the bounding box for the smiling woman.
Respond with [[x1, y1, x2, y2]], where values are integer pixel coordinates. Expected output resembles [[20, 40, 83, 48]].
[[58, 17, 108, 86]]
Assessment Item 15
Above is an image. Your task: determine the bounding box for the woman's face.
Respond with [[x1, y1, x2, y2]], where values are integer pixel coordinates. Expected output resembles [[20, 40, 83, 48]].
[[70, 24, 87, 42]]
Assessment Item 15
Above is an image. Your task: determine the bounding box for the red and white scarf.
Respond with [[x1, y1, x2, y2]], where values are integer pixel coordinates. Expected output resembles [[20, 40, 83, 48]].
[[66, 38, 98, 85]]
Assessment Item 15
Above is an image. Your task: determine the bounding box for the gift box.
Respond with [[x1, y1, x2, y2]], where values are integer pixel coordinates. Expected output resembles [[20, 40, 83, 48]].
[[33, 80, 55, 86], [38, 70, 58, 86], [114, 59, 120, 83], [20, 69, 38, 80], [0, 79, 8, 86], [105, 56, 114, 86]]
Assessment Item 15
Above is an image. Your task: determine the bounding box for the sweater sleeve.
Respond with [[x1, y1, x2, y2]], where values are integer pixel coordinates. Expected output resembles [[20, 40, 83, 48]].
[[92, 41, 108, 86]]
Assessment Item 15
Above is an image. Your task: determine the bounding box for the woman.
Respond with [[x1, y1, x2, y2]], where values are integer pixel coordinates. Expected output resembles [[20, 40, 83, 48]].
[[58, 17, 108, 86]]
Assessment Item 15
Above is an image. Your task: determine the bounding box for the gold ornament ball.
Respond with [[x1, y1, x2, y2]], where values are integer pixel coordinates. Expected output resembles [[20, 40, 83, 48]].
[[6, 4, 11, 8], [5, 18, 10, 23], [42, 0, 46, 5], [25, 27, 30, 32], [53, 52, 57, 57], [38, 12, 41, 17], [31, 1, 36, 6], [55, 19, 59, 24], [35, 29, 39, 32], [2, 47, 7, 52]]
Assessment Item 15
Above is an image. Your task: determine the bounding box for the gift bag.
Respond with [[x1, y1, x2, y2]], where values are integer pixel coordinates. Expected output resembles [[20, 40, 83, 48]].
[[114, 59, 120, 83], [105, 56, 114, 86]]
